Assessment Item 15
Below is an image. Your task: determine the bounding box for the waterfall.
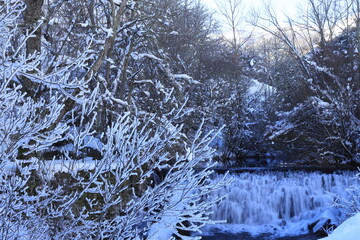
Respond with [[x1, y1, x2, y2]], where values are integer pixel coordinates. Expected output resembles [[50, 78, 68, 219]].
[[208, 171, 358, 229]]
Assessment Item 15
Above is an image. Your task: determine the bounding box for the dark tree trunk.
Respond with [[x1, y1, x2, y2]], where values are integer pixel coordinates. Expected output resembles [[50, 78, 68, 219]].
[[24, 0, 44, 56], [22, 0, 44, 97]]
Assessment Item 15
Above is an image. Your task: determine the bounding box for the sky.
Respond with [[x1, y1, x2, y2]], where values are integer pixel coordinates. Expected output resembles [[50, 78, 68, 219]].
[[202, 0, 303, 25], [202, 0, 302, 14], [201, 0, 304, 37]]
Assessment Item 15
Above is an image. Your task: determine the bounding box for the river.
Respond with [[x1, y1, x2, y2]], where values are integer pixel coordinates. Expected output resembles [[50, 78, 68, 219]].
[[201, 232, 318, 240]]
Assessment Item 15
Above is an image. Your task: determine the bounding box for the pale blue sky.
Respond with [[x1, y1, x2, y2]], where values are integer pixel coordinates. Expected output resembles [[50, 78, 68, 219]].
[[202, 0, 304, 34], [202, 0, 303, 22]]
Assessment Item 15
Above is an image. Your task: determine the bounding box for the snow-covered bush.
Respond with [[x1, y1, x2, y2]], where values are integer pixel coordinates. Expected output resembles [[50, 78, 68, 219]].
[[333, 171, 360, 220], [0, 1, 225, 239], [1, 111, 224, 239]]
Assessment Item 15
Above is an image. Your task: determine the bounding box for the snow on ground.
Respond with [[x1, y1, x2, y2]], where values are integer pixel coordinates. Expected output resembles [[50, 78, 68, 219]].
[[321, 213, 360, 240], [2, 158, 105, 180], [247, 79, 275, 100]]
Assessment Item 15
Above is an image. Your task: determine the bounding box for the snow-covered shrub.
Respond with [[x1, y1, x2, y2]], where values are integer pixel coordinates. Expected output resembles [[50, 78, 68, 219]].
[[1, 111, 224, 239], [0, 1, 225, 239], [39, 113, 223, 239], [0, 2, 83, 239], [333, 171, 360, 220]]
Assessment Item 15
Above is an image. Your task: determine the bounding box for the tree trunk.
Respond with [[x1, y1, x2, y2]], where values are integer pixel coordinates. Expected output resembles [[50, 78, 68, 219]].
[[45, 0, 129, 132], [22, 0, 44, 97], [24, 0, 44, 56], [357, 18, 360, 62]]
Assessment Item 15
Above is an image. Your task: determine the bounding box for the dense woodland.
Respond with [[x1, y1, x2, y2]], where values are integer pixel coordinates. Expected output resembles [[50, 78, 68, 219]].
[[0, 0, 360, 239]]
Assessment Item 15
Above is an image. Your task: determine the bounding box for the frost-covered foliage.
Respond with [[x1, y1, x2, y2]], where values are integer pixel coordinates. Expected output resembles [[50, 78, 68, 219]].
[[325, 172, 360, 239], [0, 1, 71, 162], [250, 4, 360, 165], [265, 29, 360, 164], [0, 1, 225, 239], [334, 171, 360, 220], [1, 113, 223, 239]]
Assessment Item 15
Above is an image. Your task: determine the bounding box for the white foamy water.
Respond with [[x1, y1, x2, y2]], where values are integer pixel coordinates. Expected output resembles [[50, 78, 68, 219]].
[[205, 171, 358, 236]]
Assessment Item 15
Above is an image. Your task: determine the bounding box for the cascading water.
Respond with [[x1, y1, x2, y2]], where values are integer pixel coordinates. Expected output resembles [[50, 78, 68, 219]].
[[205, 171, 358, 236]]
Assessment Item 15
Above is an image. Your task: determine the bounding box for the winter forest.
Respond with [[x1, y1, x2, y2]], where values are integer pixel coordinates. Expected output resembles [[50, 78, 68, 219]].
[[1, 0, 360, 239]]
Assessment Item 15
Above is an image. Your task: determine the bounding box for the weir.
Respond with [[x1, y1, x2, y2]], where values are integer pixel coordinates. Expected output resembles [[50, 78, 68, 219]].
[[208, 171, 358, 229]]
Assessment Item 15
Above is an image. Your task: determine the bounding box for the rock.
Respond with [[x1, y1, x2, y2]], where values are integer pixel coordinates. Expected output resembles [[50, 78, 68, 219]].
[[278, 219, 287, 227], [312, 218, 337, 236], [308, 209, 339, 236]]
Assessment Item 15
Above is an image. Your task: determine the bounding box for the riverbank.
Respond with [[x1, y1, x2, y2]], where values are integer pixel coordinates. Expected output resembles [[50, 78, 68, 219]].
[[208, 165, 359, 174]]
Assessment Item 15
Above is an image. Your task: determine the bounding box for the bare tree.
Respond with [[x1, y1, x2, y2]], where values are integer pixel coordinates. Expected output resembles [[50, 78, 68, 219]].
[[250, 0, 360, 163], [19, 0, 44, 97], [351, 0, 360, 60], [24, 0, 44, 56], [216, 0, 252, 57], [306, 0, 336, 46], [251, 4, 312, 77]]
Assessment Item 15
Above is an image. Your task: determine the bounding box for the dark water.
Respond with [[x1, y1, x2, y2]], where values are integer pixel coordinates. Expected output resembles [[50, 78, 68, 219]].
[[201, 232, 319, 240]]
